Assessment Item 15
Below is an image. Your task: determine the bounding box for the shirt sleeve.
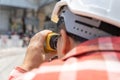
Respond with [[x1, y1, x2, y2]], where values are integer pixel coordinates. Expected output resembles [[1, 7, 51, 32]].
[[8, 60, 60, 80], [9, 66, 27, 80]]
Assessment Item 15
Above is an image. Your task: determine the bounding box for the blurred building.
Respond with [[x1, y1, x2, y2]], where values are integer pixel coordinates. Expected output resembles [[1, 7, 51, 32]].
[[0, 0, 57, 35], [0, 0, 39, 34]]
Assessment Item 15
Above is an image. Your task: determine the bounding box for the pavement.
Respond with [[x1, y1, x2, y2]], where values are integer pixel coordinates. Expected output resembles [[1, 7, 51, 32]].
[[0, 47, 26, 80]]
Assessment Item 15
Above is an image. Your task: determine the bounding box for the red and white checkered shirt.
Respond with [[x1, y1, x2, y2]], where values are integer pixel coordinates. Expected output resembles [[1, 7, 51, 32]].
[[9, 37, 120, 80]]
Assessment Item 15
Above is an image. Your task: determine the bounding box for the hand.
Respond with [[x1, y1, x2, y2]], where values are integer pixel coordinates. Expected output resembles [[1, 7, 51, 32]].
[[20, 30, 52, 71]]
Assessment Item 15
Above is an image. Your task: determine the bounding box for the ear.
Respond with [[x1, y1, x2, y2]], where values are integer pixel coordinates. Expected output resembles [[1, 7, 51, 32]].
[[60, 29, 71, 54]]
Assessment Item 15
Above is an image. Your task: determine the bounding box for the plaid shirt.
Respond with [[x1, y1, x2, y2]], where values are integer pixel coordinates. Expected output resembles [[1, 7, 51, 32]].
[[9, 37, 120, 80]]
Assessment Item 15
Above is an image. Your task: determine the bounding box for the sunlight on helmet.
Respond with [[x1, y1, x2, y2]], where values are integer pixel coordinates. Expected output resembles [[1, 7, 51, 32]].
[[79, 0, 112, 12]]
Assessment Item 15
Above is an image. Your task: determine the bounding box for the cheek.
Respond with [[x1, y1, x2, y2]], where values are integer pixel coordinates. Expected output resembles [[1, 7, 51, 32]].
[[57, 39, 61, 52], [57, 38, 62, 57]]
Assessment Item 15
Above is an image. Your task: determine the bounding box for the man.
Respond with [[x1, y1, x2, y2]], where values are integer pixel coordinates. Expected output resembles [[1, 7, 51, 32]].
[[9, 0, 120, 80]]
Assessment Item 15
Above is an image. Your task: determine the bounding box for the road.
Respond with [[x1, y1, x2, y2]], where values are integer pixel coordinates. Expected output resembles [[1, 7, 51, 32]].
[[0, 47, 26, 80]]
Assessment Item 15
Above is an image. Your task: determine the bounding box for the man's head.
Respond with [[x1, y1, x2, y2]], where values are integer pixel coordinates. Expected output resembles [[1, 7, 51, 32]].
[[51, 0, 120, 58]]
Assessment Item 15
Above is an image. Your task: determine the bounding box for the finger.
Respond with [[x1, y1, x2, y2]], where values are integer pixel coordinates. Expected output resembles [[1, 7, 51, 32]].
[[30, 30, 52, 42]]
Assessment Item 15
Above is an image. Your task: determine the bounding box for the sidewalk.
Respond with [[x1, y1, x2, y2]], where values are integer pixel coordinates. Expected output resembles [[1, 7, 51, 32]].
[[0, 35, 23, 49], [0, 47, 26, 80]]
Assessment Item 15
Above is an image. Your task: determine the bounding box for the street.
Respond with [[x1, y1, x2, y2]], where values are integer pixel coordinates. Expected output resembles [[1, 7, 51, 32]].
[[0, 47, 26, 80]]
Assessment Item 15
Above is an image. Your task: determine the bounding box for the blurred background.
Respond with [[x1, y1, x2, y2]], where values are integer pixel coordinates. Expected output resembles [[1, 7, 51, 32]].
[[0, 0, 59, 79]]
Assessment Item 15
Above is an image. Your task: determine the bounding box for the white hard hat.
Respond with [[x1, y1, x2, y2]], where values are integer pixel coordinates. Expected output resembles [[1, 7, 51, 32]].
[[51, 0, 120, 40], [52, 0, 120, 27]]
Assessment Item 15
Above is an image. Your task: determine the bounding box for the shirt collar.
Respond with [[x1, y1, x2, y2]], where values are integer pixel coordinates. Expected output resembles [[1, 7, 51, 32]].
[[62, 36, 120, 60]]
